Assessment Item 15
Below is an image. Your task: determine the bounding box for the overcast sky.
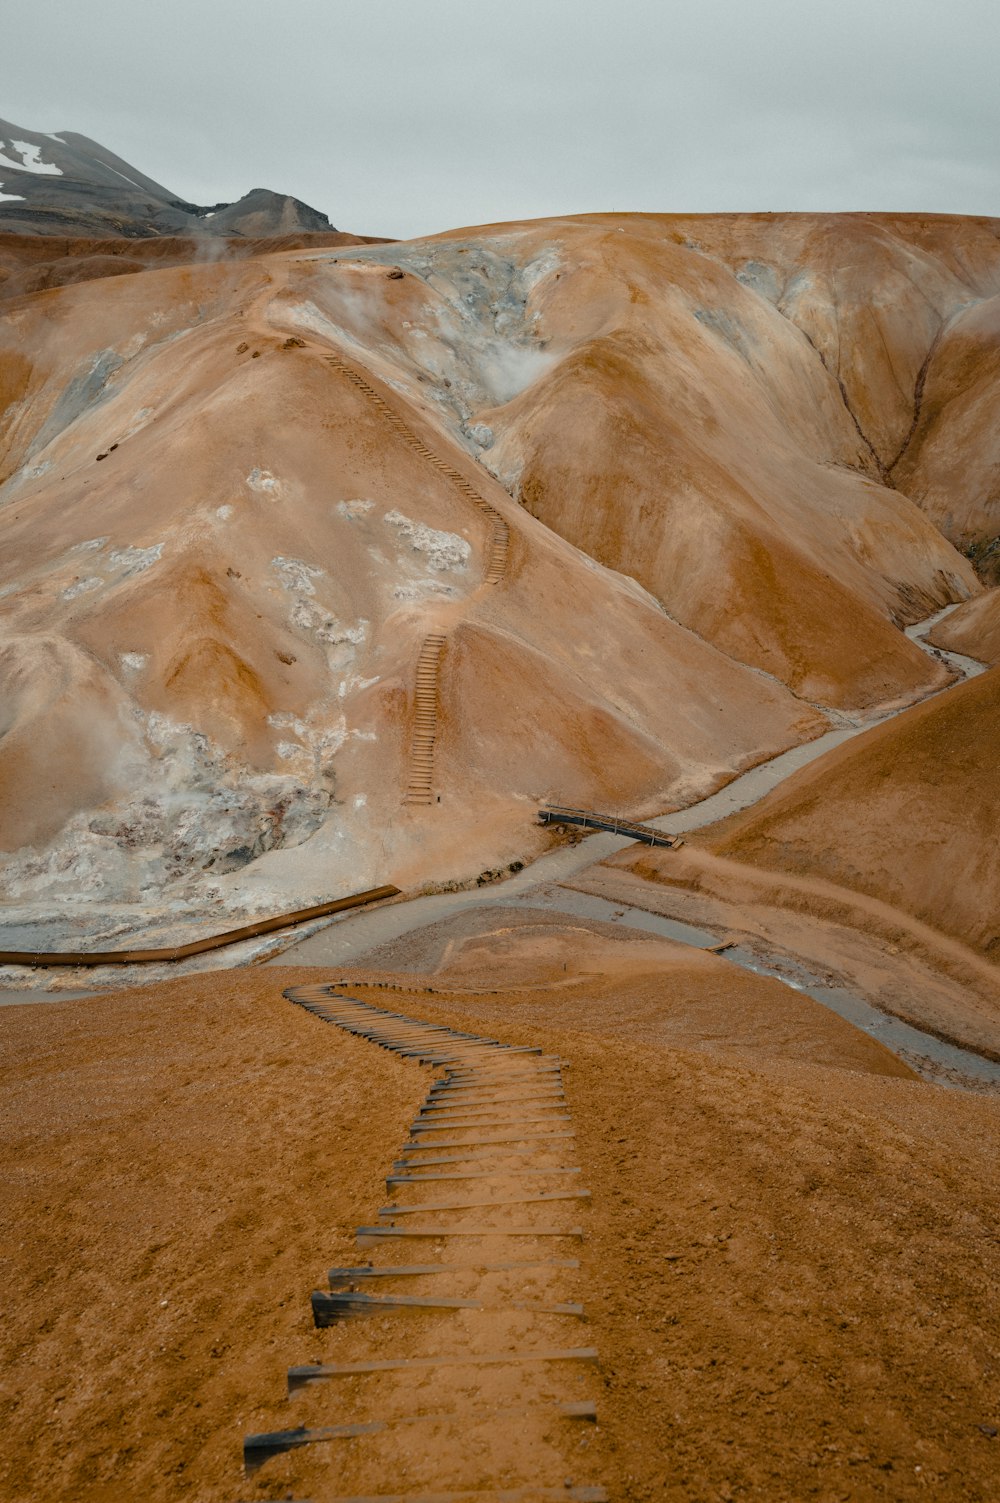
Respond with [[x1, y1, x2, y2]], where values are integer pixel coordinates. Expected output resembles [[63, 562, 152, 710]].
[[4, 0, 999, 239]]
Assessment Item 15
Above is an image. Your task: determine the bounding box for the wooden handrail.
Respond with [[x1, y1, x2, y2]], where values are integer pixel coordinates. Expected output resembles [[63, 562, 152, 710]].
[[538, 806, 679, 848], [0, 885, 400, 968]]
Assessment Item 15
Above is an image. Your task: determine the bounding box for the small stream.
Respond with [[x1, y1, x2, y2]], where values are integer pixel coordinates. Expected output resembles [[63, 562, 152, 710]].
[[6, 601, 996, 1091], [503, 886, 1000, 1092]]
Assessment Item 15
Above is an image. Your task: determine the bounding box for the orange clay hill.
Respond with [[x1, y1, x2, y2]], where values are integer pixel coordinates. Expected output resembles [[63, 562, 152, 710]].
[[699, 663, 1000, 957], [1, 210, 999, 943], [584, 657, 1000, 1057]]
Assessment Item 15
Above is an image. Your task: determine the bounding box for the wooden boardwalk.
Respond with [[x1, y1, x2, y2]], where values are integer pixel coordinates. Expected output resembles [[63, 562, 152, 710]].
[[538, 804, 682, 849], [405, 634, 447, 806], [242, 985, 607, 1502]]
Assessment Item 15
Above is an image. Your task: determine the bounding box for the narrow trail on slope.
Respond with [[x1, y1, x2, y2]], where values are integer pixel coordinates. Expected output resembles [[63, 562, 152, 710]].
[[325, 351, 511, 806], [405, 634, 447, 806], [243, 986, 606, 1503]]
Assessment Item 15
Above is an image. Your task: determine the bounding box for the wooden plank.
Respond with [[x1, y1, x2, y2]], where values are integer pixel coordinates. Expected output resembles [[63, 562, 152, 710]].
[[403, 1132, 575, 1150], [392, 1151, 574, 1169], [311, 1290, 584, 1324], [275, 1487, 608, 1503], [433, 1078, 563, 1089], [409, 1116, 572, 1133], [243, 1401, 597, 1472], [288, 1346, 600, 1390], [327, 1258, 580, 1286], [422, 1096, 566, 1111], [387, 1169, 581, 1186], [379, 1190, 590, 1217], [254, 1488, 607, 1503], [356, 1225, 585, 1244], [428, 1082, 564, 1096], [415, 1106, 568, 1118]]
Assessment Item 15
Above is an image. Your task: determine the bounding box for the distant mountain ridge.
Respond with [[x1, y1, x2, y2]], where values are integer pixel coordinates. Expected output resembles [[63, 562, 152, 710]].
[[0, 118, 339, 238]]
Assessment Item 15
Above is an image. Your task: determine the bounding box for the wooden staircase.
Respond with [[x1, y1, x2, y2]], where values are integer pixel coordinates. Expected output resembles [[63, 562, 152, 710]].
[[328, 351, 514, 807], [326, 353, 510, 584], [404, 633, 447, 805]]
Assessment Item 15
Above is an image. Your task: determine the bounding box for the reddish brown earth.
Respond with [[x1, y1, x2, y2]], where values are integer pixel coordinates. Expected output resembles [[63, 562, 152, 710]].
[[0, 230, 384, 303], [930, 587, 1000, 662], [2, 204, 999, 1503], [474, 214, 987, 709], [698, 666, 1000, 962], [574, 663, 1000, 1057], [2, 212, 996, 934], [2, 942, 998, 1502]]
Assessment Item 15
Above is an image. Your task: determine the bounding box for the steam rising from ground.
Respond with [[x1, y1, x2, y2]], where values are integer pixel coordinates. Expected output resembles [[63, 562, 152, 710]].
[[289, 236, 560, 448]]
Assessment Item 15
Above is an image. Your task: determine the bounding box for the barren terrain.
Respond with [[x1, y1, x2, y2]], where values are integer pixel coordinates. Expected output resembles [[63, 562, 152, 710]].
[[2, 938, 998, 1502], [3, 212, 999, 962], [2, 196, 1000, 1503]]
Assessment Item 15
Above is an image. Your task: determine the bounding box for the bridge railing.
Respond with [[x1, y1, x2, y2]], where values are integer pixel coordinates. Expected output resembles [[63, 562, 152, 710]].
[[538, 805, 680, 849]]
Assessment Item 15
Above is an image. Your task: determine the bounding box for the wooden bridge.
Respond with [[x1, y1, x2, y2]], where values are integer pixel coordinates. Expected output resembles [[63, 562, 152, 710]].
[[538, 804, 681, 848]]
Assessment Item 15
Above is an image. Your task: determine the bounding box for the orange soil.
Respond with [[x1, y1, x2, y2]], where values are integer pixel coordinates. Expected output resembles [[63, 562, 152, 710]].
[[570, 855, 1000, 1066], [929, 588, 1000, 663], [691, 666, 1000, 965], [3, 211, 993, 916], [2, 941, 998, 1501]]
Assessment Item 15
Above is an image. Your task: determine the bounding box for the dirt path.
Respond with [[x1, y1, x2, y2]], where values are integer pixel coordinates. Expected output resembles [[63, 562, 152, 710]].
[[241, 983, 606, 1501], [4, 965, 999, 1502]]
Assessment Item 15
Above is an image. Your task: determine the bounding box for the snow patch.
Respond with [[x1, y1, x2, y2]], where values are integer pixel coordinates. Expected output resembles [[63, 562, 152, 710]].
[[337, 673, 380, 699], [109, 544, 163, 577], [384, 509, 470, 571], [104, 163, 149, 192], [291, 601, 368, 646], [268, 708, 351, 765], [124, 407, 153, 438], [1, 140, 63, 175], [0, 191, 25, 203], [392, 580, 460, 602], [19, 461, 52, 481]]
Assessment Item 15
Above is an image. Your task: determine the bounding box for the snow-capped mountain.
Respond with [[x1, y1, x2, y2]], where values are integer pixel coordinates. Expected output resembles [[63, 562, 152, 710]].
[[0, 118, 335, 238]]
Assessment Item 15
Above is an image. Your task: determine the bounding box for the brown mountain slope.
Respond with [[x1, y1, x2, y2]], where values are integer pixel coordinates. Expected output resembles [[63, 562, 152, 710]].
[[893, 293, 1000, 577], [0, 213, 994, 932], [0, 251, 820, 915], [433, 215, 983, 707], [929, 588, 1000, 663], [698, 665, 1000, 960]]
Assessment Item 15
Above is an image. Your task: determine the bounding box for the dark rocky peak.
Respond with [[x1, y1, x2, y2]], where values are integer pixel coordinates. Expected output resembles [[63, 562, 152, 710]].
[[0, 118, 336, 239]]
